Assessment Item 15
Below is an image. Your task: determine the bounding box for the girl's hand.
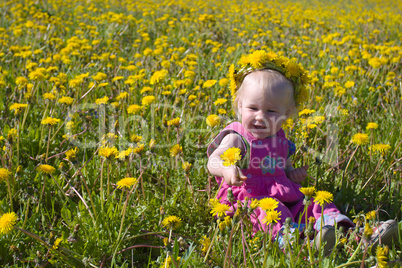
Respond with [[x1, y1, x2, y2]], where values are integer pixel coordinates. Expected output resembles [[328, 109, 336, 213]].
[[286, 165, 308, 184], [222, 166, 247, 186]]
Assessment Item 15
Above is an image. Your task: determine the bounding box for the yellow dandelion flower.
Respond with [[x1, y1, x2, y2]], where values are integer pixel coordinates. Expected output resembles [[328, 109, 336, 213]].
[[65, 147, 78, 161], [170, 144, 182, 157], [9, 103, 28, 115], [259, 197, 279, 211], [41, 117, 61, 126], [0, 168, 11, 183], [116, 177, 137, 189], [95, 96, 109, 105], [112, 76, 124, 82], [369, 144, 391, 156], [220, 147, 241, 166], [202, 80, 217, 88], [52, 238, 62, 250], [7, 129, 18, 140], [366, 122, 378, 130], [140, 86, 152, 94], [130, 135, 143, 143], [200, 235, 211, 253], [262, 209, 281, 224], [214, 98, 227, 105], [141, 95, 156, 106], [364, 224, 373, 239], [127, 104, 142, 114], [351, 133, 369, 145], [15, 76, 28, 87], [98, 146, 119, 159], [299, 109, 316, 116], [344, 81, 355, 88], [58, 96, 74, 105], [36, 164, 56, 174], [132, 144, 145, 154], [150, 69, 168, 85], [206, 114, 220, 127], [219, 78, 229, 87], [210, 202, 230, 218], [167, 117, 180, 127], [218, 108, 226, 115], [284, 60, 303, 78], [249, 199, 259, 210], [313, 190, 333, 206], [162, 215, 182, 230], [182, 162, 192, 172], [376, 246, 388, 268], [92, 72, 107, 81], [369, 58, 382, 69], [366, 210, 376, 220], [308, 216, 316, 224], [43, 93, 56, 100], [0, 212, 18, 235], [116, 92, 128, 101], [300, 186, 316, 197]]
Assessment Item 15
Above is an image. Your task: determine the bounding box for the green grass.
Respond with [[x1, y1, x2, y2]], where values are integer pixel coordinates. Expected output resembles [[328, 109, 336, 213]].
[[0, 0, 401, 266]]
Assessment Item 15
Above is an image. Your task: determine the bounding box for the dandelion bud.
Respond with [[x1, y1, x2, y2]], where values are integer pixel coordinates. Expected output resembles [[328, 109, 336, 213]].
[[227, 187, 234, 202]]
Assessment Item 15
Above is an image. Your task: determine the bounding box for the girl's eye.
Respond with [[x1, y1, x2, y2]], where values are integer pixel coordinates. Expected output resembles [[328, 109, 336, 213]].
[[249, 107, 257, 111], [267, 110, 276, 113]]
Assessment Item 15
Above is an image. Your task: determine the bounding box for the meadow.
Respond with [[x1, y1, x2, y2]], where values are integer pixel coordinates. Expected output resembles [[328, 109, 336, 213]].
[[0, 0, 401, 266]]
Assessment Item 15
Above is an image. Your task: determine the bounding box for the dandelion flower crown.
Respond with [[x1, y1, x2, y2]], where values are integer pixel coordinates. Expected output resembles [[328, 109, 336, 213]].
[[229, 50, 311, 106]]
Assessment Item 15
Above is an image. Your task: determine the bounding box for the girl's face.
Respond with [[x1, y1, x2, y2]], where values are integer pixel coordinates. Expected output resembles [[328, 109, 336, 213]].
[[238, 76, 292, 139]]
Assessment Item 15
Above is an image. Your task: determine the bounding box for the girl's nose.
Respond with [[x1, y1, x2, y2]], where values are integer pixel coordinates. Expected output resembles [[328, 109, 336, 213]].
[[255, 111, 264, 120]]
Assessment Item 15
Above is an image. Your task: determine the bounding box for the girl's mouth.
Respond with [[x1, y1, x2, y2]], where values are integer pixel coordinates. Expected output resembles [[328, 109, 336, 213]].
[[252, 124, 266, 130]]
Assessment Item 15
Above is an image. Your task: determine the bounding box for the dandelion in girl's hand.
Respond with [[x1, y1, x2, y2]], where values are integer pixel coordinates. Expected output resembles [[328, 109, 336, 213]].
[[220, 147, 241, 166], [162, 215, 182, 230], [351, 133, 369, 145], [210, 200, 230, 218], [313, 190, 333, 206], [300, 186, 316, 198], [36, 164, 56, 174], [0, 168, 11, 182], [116, 177, 137, 189], [0, 212, 18, 234], [262, 209, 281, 224], [259, 197, 279, 211]]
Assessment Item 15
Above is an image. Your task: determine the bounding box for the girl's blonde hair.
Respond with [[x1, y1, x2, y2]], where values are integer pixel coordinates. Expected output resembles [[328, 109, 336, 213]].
[[233, 69, 296, 119]]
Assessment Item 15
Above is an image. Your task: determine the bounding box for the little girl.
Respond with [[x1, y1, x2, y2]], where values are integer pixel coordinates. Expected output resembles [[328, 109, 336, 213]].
[[207, 51, 354, 247]]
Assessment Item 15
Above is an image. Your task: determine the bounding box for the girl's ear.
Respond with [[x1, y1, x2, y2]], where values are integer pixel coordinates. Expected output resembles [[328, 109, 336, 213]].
[[237, 100, 242, 115]]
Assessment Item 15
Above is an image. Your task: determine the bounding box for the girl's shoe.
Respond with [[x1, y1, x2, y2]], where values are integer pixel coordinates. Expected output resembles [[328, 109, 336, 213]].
[[369, 220, 399, 253], [315, 225, 336, 256]]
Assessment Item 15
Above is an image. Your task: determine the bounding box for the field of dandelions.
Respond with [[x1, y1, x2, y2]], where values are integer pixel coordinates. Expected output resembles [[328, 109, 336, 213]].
[[0, 0, 401, 267]]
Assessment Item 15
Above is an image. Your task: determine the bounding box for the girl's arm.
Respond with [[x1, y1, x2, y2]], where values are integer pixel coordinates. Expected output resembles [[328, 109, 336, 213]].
[[207, 133, 247, 186], [285, 158, 308, 184]]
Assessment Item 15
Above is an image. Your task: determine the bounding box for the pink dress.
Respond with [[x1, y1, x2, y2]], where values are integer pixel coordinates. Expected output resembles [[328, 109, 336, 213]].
[[208, 122, 353, 237]]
